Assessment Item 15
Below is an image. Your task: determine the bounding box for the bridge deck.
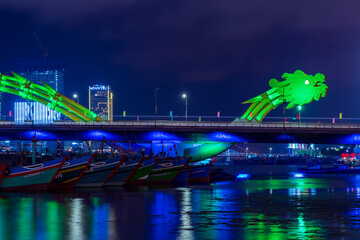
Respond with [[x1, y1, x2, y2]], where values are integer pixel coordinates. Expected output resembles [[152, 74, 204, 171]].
[[0, 121, 359, 143]]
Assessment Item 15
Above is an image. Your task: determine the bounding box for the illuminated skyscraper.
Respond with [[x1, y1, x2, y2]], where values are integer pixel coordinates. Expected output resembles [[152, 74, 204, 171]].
[[6, 59, 65, 123], [14, 102, 61, 123], [89, 85, 113, 121]]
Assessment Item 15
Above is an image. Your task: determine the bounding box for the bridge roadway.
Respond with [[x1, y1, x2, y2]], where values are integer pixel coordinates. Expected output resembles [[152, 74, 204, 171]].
[[1, 120, 360, 143]]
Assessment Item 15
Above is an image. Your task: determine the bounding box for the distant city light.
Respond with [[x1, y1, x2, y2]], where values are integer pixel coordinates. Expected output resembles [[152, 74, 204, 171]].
[[89, 85, 108, 91]]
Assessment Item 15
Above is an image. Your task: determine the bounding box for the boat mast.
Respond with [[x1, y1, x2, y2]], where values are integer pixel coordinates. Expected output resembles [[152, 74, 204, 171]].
[[32, 136, 38, 164]]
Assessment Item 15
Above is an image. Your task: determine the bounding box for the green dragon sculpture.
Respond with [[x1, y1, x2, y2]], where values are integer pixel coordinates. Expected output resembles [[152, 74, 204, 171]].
[[0, 72, 102, 122], [241, 70, 328, 122]]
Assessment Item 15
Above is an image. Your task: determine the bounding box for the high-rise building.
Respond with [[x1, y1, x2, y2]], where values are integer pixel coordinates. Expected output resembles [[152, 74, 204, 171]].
[[14, 102, 61, 123], [89, 85, 113, 121], [6, 59, 65, 123], [13, 59, 65, 93]]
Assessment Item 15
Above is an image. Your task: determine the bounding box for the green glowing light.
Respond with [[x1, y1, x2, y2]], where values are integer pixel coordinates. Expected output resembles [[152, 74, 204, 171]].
[[0, 72, 102, 122], [183, 142, 233, 162], [241, 70, 328, 122]]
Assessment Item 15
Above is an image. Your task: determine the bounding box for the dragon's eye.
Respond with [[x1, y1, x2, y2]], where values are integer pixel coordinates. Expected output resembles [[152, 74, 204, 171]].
[[305, 80, 310, 85]]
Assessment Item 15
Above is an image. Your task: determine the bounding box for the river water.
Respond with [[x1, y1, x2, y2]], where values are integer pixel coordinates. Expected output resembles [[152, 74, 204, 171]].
[[1, 170, 360, 239]]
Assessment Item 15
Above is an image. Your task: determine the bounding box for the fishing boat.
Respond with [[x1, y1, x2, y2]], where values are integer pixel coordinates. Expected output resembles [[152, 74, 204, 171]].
[[298, 165, 329, 173], [146, 157, 191, 184], [105, 155, 157, 186], [49, 154, 95, 189], [173, 162, 213, 183], [189, 162, 213, 183], [173, 168, 190, 183], [103, 154, 144, 186], [0, 163, 7, 186], [210, 168, 236, 182], [0, 157, 66, 191], [327, 154, 360, 173], [125, 156, 157, 184], [298, 154, 360, 174], [76, 155, 125, 188]]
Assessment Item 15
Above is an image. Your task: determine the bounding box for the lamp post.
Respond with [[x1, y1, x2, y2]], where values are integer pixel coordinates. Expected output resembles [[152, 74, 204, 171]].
[[182, 93, 188, 121], [283, 88, 285, 128], [298, 105, 302, 126], [269, 147, 272, 156], [73, 94, 79, 103], [155, 88, 159, 126]]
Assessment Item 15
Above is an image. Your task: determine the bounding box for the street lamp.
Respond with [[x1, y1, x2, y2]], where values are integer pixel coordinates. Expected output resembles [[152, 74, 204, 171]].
[[182, 93, 188, 121], [155, 88, 159, 126], [283, 88, 286, 128], [73, 94, 79, 103], [297, 105, 302, 126], [269, 147, 272, 155]]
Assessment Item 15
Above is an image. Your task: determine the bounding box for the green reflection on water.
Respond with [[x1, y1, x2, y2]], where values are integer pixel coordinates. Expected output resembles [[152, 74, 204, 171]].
[[0, 199, 10, 240], [211, 178, 330, 239], [46, 201, 64, 240], [241, 177, 329, 192], [18, 198, 35, 240]]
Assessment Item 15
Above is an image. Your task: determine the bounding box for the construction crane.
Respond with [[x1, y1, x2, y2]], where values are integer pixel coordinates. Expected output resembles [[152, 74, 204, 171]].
[[33, 32, 48, 60]]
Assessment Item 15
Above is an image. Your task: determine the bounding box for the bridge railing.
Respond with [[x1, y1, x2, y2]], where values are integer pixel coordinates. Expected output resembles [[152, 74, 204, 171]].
[[1, 118, 360, 129], [3, 114, 360, 124]]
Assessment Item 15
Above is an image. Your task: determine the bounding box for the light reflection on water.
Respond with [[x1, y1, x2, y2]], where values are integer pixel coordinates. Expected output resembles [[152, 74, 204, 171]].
[[1, 176, 360, 239], [69, 198, 84, 240]]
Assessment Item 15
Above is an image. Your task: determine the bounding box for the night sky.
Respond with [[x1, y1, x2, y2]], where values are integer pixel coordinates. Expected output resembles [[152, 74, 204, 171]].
[[0, 1, 359, 119]]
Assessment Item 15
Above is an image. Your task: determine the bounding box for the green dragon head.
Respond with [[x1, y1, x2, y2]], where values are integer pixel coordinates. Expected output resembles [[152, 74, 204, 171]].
[[269, 70, 328, 109]]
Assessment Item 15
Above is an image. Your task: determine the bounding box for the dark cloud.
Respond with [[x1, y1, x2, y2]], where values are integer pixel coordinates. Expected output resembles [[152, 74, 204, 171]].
[[0, 0, 360, 117]]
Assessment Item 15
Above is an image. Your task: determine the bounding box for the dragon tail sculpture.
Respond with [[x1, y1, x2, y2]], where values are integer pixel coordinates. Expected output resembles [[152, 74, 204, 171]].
[[0, 72, 102, 122]]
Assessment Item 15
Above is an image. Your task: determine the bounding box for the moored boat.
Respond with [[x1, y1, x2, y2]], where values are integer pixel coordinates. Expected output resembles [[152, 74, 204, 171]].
[[125, 156, 157, 185], [0, 157, 66, 191], [173, 162, 213, 183], [298, 155, 360, 174], [147, 157, 191, 184], [0, 163, 7, 186], [173, 168, 190, 184], [104, 155, 145, 186], [189, 162, 213, 183], [325, 165, 360, 174], [49, 154, 95, 189], [210, 168, 236, 182], [76, 155, 125, 188]]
